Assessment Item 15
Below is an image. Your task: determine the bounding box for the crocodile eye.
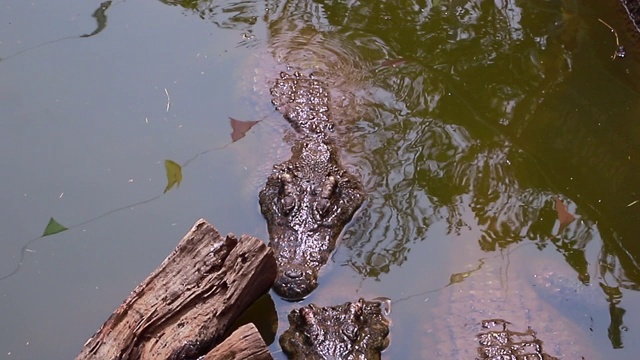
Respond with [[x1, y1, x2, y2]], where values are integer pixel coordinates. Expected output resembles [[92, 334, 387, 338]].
[[315, 198, 330, 218], [282, 195, 296, 215], [301, 307, 317, 325], [280, 172, 294, 188], [320, 175, 337, 199], [314, 175, 337, 219]]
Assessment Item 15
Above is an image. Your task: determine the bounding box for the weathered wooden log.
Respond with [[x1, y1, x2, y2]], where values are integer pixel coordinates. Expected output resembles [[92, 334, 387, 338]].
[[202, 323, 273, 360], [76, 218, 277, 360]]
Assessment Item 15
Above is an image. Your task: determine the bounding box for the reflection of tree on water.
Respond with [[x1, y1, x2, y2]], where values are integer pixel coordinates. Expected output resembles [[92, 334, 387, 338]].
[[159, 0, 260, 29], [313, 0, 636, 348], [308, 0, 636, 284], [158, 0, 638, 349], [159, 0, 263, 47]]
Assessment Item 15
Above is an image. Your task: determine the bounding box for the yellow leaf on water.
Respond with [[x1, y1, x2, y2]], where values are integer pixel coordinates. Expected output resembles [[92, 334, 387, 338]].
[[164, 159, 183, 193]]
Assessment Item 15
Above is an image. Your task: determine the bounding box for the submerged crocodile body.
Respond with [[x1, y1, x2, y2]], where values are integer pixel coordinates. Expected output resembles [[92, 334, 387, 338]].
[[259, 71, 365, 300], [269, 251, 599, 359], [416, 252, 599, 359]]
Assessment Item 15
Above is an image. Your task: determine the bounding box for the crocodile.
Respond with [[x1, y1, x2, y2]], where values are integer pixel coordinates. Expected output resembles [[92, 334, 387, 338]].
[[279, 298, 390, 360], [413, 249, 601, 358], [259, 71, 365, 300], [270, 249, 602, 359]]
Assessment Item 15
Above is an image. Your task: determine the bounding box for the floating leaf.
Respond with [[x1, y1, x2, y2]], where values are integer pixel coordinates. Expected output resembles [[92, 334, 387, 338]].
[[229, 117, 260, 142], [449, 271, 470, 284], [448, 259, 484, 285], [164, 159, 183, 193], [43, 217, 68, 237], [555, 197, 575, 234]]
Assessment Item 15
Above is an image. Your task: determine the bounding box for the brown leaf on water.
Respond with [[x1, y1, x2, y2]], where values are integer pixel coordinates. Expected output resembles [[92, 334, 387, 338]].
[[555, 197, 576, 234], [449, 271, 471, 284], [229, 117, 260, 142]]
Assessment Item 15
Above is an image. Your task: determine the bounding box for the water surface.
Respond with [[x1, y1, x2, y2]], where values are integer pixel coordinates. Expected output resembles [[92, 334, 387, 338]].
[[1, 0, 639, 359]]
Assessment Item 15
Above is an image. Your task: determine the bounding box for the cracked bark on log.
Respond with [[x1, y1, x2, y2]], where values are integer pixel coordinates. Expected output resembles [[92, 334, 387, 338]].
[[202, 323, 273, 360], [76, 218, 276, 360]]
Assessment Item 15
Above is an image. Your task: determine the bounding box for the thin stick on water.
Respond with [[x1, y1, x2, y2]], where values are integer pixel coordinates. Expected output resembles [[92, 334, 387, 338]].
[[598, 18, 625, 60], [164, 88, 171, 112]]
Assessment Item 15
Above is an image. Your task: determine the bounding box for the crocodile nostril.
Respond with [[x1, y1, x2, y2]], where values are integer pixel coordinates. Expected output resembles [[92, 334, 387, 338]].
[[284, 268, 303, 279]]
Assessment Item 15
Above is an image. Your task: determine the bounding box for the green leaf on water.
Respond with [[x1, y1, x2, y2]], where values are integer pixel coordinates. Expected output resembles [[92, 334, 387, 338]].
[[42, 217, 68, 237], [164, 159, 183, 193]]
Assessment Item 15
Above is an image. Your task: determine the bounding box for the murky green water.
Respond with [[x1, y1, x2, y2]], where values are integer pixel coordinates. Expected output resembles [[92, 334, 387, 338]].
[[1, 0, 639, 359]]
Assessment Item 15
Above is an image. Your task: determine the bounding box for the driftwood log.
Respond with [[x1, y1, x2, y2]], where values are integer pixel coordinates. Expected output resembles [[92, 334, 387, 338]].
[[202, 323, 273, 360], [76, 218, 277, 360]]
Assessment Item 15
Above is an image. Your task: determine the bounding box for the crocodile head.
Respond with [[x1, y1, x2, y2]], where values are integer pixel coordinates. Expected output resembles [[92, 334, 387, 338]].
[[279, 298, 390, 359], [259, 139, 365, 300]]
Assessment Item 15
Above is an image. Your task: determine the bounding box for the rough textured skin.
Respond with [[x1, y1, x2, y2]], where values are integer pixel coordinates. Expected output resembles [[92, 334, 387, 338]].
[[279, 298, 390, 360], [474, 319, 559, 360], [259, 138, 364, 300], [259, 71, 365, 300], [270, 71, 336, 138]]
